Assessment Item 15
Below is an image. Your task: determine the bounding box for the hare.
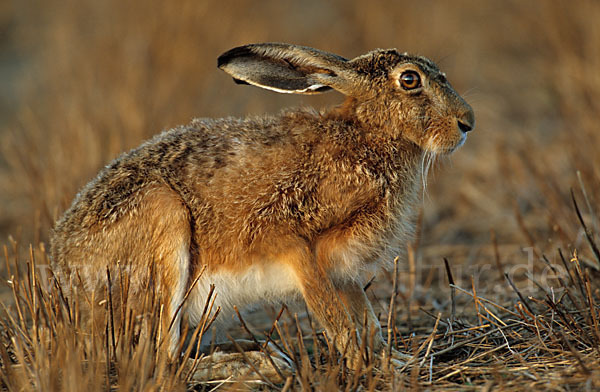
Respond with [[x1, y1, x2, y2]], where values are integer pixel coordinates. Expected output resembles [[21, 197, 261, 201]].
[[50, 43, 474, 374]]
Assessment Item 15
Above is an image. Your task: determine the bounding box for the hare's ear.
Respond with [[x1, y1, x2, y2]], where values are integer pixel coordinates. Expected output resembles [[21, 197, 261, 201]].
[[217, 43, 358, 95]]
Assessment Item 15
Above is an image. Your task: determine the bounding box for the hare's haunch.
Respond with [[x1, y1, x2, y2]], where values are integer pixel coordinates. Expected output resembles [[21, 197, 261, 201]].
[[51, 43, 474, 369]]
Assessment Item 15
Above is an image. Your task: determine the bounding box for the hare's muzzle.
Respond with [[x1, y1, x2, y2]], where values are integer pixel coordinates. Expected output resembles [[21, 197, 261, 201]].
[[457, 108, 475, 134]]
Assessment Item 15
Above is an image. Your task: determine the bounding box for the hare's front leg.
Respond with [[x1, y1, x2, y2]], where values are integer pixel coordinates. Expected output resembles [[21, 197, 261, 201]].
[[293, 242, 410, 368], [294, 260, 364, 367], [337, 282, 384, 349], [336, 282, 412, 367]]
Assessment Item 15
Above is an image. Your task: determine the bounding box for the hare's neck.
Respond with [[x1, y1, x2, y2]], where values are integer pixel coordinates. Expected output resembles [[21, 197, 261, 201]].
[[389, 145, 426, 240], [396, 140, 426, 200], [323, 99, 427, 196]]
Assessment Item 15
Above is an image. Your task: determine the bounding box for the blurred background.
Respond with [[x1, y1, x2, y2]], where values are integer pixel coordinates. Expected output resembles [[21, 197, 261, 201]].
[[1, 0, 599, 296]]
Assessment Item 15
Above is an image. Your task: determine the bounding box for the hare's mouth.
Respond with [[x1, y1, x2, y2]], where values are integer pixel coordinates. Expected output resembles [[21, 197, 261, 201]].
[[453, 133, 467, 151], [425, 111, 474, 154], [425, 132, 466, 155]]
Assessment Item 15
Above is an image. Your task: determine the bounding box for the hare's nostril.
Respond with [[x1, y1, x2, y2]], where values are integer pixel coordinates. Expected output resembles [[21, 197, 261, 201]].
[[457, 120, 473, 133], [457, 108, 475, 133]]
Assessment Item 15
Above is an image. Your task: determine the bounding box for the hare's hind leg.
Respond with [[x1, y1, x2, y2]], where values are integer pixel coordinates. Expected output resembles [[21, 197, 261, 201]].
[[135, 187, 192, 356], [156, 239, 191, 356], [52, 186, 192, 357], [92, 186, 193, 356]]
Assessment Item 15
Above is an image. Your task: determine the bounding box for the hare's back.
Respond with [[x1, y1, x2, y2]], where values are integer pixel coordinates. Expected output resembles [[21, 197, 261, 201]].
[[59, 114, 316, 230]]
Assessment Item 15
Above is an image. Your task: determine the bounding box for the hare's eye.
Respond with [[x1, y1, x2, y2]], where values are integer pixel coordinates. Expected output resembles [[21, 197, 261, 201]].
[[399, 71, 421, 90]]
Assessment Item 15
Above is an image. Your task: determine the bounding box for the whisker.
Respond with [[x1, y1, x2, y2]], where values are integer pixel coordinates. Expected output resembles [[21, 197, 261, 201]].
[[421, 152, 428, 192], [422, 125, 436, 133], [421, 132, 440, 199], [460, 87, 480, 98]]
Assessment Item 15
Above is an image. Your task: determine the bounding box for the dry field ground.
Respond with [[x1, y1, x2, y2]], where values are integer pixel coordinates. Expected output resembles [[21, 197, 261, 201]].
[[1, 0, 600, 390]]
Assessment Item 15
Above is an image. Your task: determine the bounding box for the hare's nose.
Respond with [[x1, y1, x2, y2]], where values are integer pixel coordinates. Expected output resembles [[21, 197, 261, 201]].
[[457, 109, 475, 133]]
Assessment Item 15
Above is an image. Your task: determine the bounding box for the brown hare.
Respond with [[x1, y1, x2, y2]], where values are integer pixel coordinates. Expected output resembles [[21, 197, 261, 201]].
[[50, 43, 474, 375]]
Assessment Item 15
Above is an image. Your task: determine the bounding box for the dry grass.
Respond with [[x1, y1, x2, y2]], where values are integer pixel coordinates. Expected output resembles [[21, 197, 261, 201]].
[[1, 0, 600, 390]]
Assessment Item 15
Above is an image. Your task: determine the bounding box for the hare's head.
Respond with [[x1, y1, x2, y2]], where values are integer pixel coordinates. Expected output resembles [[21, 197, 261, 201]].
[[218, 43, 474, 154]]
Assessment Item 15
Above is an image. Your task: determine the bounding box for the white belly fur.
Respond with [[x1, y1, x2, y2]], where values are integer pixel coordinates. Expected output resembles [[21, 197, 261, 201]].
[[186, 262, 302, 343]]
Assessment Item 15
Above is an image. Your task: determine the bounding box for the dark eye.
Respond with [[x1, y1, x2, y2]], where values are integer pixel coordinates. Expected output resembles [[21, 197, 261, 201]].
[[399, 71, 421, 90]]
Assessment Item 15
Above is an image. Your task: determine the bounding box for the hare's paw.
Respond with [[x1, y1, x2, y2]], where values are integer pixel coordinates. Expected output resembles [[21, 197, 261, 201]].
[[379, 347, 413, 369], [263, 340, 295, 370], [188, 348, 294, 383]]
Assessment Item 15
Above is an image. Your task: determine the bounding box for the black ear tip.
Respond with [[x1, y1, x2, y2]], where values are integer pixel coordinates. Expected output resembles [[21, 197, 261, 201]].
[[217, 55, 227, 69], [217, 45, 255, 69], [217, 52, 234, 69]]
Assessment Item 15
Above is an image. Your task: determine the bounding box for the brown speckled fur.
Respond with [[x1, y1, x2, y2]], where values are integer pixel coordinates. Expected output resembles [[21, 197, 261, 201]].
[[50, 43, 474, 367]]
